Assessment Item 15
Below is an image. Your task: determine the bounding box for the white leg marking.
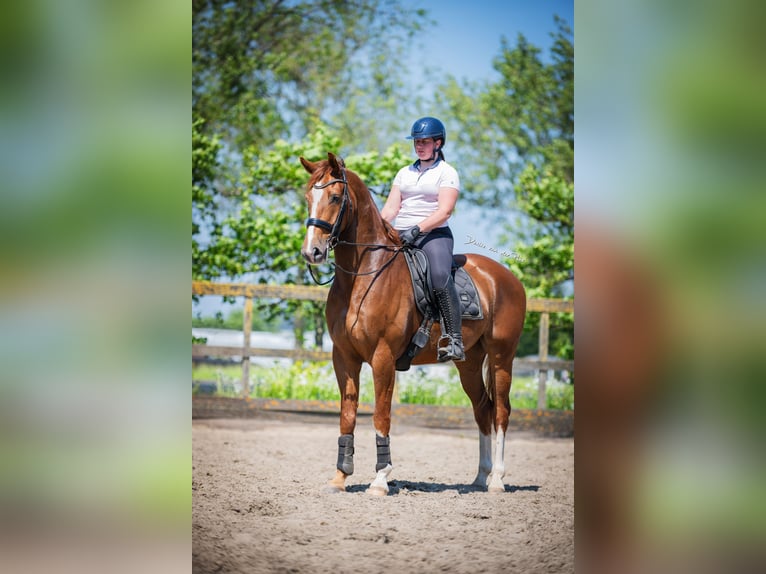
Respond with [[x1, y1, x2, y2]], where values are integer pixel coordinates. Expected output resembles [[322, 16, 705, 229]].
[[472, 432, 492, 487], [367, 429, 392, 496], [367, 463, 393, 496], [488, 428, 506, 493]]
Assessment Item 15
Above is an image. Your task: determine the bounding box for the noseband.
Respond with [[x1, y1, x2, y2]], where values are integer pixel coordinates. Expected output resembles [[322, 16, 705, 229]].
[[304, 166, 350, 250]]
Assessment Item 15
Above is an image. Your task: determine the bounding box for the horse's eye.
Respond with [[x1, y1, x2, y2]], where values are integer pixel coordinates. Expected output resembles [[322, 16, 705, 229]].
[[329, 195, 341, 204]]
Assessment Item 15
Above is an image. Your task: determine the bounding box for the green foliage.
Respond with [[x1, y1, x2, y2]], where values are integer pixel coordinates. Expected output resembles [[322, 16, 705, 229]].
[[546, 382, 575, 410], [505, 163, 573, 304], [192, 361, 376, 403], [193, 121, 412, 345], [509, 377, 574, 410], [252, 362, 358, 402], [438, 18, 574, 359], [397, 368, 471, 407], [193, 0, 424, 151], [192, 118, 224, 281], [192, 7, 575, 361], [192, 363, 573, 410], [192, 0, 427, 338]]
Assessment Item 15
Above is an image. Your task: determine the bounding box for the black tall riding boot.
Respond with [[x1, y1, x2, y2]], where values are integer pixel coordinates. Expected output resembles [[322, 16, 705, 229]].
[[433, 277, 465, 362]]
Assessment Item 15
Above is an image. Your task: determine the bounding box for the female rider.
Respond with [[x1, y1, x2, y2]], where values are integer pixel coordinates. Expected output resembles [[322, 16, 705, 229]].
[[380, 116, 464, 362]]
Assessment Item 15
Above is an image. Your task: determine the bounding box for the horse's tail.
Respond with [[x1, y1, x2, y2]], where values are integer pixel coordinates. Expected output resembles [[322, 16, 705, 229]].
[[482, 354, 495, 406]]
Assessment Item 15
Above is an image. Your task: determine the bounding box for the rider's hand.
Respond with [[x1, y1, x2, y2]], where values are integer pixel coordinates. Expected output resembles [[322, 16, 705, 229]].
[[398, 225, 421, 246]]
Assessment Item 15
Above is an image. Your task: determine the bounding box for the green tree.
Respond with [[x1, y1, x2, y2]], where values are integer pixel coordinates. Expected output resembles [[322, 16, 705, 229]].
[[192, 0, 425, 152], [242, 125, 410, 347], [438, 18, 573, 359], [192, 118, 224, 281], [192, 0, 424, 344], [196, 123, 409, 347]]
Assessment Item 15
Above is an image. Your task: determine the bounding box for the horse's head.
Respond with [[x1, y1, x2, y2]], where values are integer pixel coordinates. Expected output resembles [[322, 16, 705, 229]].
[[300, 152, 351, 265]]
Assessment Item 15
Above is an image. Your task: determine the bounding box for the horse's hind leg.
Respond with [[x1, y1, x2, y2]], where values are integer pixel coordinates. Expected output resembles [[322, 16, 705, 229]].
[[455, 347, 494, 488], [486, 349, 514, 493]]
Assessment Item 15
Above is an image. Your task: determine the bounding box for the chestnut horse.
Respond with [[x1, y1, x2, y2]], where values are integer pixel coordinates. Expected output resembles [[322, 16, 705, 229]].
[[300, 152, 526, 495]]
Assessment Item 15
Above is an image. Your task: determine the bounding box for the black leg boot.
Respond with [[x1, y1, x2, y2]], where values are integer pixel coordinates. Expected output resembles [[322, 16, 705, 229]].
[[433, 277, 465, 362]]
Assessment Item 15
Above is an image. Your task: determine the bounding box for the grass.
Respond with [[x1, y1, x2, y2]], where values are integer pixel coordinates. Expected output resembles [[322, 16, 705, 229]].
[[192, 362, 573, 410]]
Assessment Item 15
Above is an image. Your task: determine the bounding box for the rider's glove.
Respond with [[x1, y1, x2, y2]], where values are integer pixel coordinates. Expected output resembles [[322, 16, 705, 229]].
[[398, 225, 421, 247]]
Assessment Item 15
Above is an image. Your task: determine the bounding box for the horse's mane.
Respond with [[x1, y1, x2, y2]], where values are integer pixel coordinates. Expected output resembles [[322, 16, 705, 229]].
[[381, 217, 402, 245], [312, 159, 402, 246], [346, 168, 402, 245]]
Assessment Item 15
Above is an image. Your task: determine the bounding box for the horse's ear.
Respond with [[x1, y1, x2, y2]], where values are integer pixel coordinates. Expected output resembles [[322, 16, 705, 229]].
[[327, 152, 345, 172], [300, 156, 317, 174]]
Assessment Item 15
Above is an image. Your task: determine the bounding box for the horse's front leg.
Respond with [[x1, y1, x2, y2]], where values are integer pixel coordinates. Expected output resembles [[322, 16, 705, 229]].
[[326, 349, 361, 493], [366, 348, 397, 496]]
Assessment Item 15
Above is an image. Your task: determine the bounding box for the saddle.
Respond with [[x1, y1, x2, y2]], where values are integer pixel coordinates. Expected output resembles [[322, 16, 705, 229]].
[[395, 249, 483, 371], [403, 249, 484, 320]]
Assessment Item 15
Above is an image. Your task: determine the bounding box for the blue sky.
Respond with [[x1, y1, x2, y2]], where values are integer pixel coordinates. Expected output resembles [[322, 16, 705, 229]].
[[405, 0, 573, 85], [398, 1, 573, 260]]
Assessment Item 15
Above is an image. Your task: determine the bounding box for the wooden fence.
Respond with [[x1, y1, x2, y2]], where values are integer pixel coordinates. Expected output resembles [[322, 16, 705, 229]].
[[192, 281, 574, 408]]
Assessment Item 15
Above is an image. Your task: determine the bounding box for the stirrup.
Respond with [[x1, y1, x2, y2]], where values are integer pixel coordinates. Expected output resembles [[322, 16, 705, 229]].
[[437, 335, 465, 362]]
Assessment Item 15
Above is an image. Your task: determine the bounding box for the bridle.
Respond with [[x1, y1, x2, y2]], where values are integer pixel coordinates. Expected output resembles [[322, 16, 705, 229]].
[[304, 162, 405, 286], [304, 165, 351, 251]]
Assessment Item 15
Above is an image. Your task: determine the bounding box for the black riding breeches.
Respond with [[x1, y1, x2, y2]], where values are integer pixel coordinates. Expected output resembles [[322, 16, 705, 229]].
[[414, 226, 454, 290]]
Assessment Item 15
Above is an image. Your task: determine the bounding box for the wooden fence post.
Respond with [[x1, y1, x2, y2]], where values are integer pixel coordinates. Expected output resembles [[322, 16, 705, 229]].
[[242, 295, 252, 397], [537, 312, 550, 409]]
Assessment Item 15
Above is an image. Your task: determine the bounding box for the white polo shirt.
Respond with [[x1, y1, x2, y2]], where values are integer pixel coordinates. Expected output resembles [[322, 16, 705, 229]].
[[391, 159, 460, 230]]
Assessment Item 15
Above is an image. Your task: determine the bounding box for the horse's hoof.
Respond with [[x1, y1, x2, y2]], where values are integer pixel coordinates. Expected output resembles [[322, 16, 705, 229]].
[[366, 485, 388, 497], [487, 482, 506, 494]]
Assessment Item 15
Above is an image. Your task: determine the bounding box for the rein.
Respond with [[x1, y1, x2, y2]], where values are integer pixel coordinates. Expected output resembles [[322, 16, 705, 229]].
[[306, 240, 405, 285], [304, 163, 404, 285]]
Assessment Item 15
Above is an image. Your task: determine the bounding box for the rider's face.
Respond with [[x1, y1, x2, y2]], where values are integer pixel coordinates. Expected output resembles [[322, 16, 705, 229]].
[[413, 138, 438, 159]]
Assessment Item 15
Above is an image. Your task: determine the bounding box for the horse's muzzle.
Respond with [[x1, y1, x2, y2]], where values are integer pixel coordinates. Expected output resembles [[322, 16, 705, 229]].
[[301, 244, 328, 265]]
